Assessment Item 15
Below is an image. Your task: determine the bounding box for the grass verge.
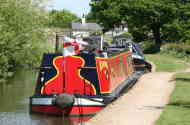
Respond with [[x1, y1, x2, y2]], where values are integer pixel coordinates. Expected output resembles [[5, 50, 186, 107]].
[[146, 53, 190, 125], [155, 72, 190, 125], [145, 53, 189, 72]]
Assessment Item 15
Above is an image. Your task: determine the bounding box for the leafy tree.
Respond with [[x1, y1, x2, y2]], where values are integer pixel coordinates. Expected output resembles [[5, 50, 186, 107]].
[[90, 0, 190, 49], [86, 12, 97, 23], [163, 2, 190, 43], [48, 9, 79, 28], [90, 0, 121, 32], [0, 0, 51, 81]]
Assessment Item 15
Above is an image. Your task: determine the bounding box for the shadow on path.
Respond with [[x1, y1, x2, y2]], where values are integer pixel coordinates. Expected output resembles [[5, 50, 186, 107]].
[[174, 78, 190, 83], [169, 101, 190, 108]]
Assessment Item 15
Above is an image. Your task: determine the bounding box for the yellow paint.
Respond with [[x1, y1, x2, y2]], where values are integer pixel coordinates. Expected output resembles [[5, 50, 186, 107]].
[[101, 91, 111, 94], [99, 61, 109, 71]]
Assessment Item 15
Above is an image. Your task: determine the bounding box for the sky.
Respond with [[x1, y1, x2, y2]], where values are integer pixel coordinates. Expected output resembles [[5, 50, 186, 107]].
[[50, 0, 91, 17]]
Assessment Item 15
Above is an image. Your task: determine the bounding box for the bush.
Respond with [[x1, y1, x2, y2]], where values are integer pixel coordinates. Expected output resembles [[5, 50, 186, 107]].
[[185, 39, 190, 45], [0, 0, 52, 81], [141, 41, 160, 54], [161, 43, 190, 61]]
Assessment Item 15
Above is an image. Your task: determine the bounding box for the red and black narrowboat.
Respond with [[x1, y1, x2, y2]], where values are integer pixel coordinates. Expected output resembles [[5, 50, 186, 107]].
[[29, 37, 145, 119]]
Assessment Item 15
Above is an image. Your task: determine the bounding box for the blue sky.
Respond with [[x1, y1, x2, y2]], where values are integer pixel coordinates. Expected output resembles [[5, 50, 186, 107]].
[[51, 0, 91, 17]]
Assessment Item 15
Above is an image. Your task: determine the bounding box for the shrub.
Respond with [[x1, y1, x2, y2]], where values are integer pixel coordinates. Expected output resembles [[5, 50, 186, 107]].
[[161, 43, 190, 61], [141, 41, 160, 54], [185, 39, 190, 45]]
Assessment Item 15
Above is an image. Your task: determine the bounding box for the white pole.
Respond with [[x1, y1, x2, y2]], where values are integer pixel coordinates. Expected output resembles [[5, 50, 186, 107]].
[[100, 34, 104, 51]]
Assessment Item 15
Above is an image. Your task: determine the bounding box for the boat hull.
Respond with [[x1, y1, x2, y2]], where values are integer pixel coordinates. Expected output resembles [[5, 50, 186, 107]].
[[30, 95, 106, 117], [30, 70, 143, 118]]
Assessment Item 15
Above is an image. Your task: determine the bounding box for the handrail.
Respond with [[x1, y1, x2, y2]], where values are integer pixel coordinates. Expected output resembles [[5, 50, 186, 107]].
[[79, 67, 97, 69]]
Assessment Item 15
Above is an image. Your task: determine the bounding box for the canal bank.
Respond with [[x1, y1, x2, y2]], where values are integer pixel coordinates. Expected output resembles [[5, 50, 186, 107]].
[[86, 72, 175, 125]]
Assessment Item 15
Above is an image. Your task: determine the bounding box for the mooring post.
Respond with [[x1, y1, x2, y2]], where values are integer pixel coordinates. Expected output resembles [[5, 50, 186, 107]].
[[100, 34, 104, 51], [55, 33, 59, 52]]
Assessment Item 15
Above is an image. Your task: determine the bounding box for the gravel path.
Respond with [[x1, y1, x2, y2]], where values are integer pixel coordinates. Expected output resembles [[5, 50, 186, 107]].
[[86, 72, 175, 125]]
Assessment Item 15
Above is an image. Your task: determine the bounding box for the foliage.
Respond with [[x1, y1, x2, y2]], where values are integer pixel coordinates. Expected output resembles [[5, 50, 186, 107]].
[[161, 43, 190, 61], [156, 72, 190, 125], [141, 41, 160, 54], [90, 0, 190, 48], [0, 0, 52, 81], [86, 12, 97, 23], [185, 39, 190, 45], [48, 9, 79, 28], [121, 32, 133, 39], [90, 0, 122, 32], [163, 2, 190, 42], [145, 54, 189, 72], [128, 26, 149, 43]]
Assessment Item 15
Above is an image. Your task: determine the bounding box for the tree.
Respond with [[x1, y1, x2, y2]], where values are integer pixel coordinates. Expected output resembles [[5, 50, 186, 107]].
[[0, 0, 50, 81], [163, 1, 190, 43], [86, 12, 97, 23], [48, 9, 79, 28], [90, 0, 122, 32], [90, 0, 190, 48]]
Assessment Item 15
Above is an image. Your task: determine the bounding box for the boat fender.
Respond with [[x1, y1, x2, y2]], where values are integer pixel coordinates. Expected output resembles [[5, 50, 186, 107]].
[[54, 94, 75, 109]]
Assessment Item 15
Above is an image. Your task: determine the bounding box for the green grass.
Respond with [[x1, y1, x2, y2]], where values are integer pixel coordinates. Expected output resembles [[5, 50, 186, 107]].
[[146, 53, 189, 72], [147, 53, 190, 125], [156, 72, 190, 125]]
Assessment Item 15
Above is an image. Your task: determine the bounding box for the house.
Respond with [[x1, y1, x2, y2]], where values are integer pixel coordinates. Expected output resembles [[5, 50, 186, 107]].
[[71, 14, 102, 38], [113, 34, 132, 46]]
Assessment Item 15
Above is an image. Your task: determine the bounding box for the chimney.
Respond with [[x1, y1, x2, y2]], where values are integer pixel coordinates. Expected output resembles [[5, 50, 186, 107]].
[[81, 13, 86, 24]]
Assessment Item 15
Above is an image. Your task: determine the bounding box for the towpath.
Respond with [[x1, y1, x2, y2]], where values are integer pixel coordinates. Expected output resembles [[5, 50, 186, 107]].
[[86, 68, 175, 125]]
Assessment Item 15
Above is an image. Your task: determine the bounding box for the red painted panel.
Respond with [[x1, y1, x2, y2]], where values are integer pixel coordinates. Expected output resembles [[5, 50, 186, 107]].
[[42, 56, 65, 95], [65, 56, 96, 95], [96, 58, 111, 94], [96, 52, 134, 94], [42, 56, 96, 95]]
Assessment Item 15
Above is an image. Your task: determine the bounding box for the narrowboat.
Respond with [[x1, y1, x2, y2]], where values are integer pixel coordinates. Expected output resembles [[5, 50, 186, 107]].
[[29, 37, 148, 119], [107, 41, 152, 72]]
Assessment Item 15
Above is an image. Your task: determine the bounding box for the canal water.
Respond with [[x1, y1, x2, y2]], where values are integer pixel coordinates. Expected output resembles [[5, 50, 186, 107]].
[[0, 69, 84, 125]]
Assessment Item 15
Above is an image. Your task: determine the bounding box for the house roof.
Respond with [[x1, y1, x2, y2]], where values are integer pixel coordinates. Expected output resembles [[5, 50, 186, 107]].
[[71, 22, 102, 31]]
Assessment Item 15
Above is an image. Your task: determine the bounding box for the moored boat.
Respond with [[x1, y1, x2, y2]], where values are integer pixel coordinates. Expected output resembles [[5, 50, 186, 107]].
[[29, 37, 147, 120]]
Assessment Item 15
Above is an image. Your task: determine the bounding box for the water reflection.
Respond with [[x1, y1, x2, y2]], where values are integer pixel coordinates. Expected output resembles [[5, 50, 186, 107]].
[[0, 69, 86, 125]]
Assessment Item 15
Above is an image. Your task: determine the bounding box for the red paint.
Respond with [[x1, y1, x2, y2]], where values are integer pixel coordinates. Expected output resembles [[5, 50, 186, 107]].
[[42, 56, 65, 95], [68, 106, 104, 116], [32, 105, 104, 116], [42, 56, 96, 95], [96, 52, 134, 93], [32, 106, 65, 115]]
